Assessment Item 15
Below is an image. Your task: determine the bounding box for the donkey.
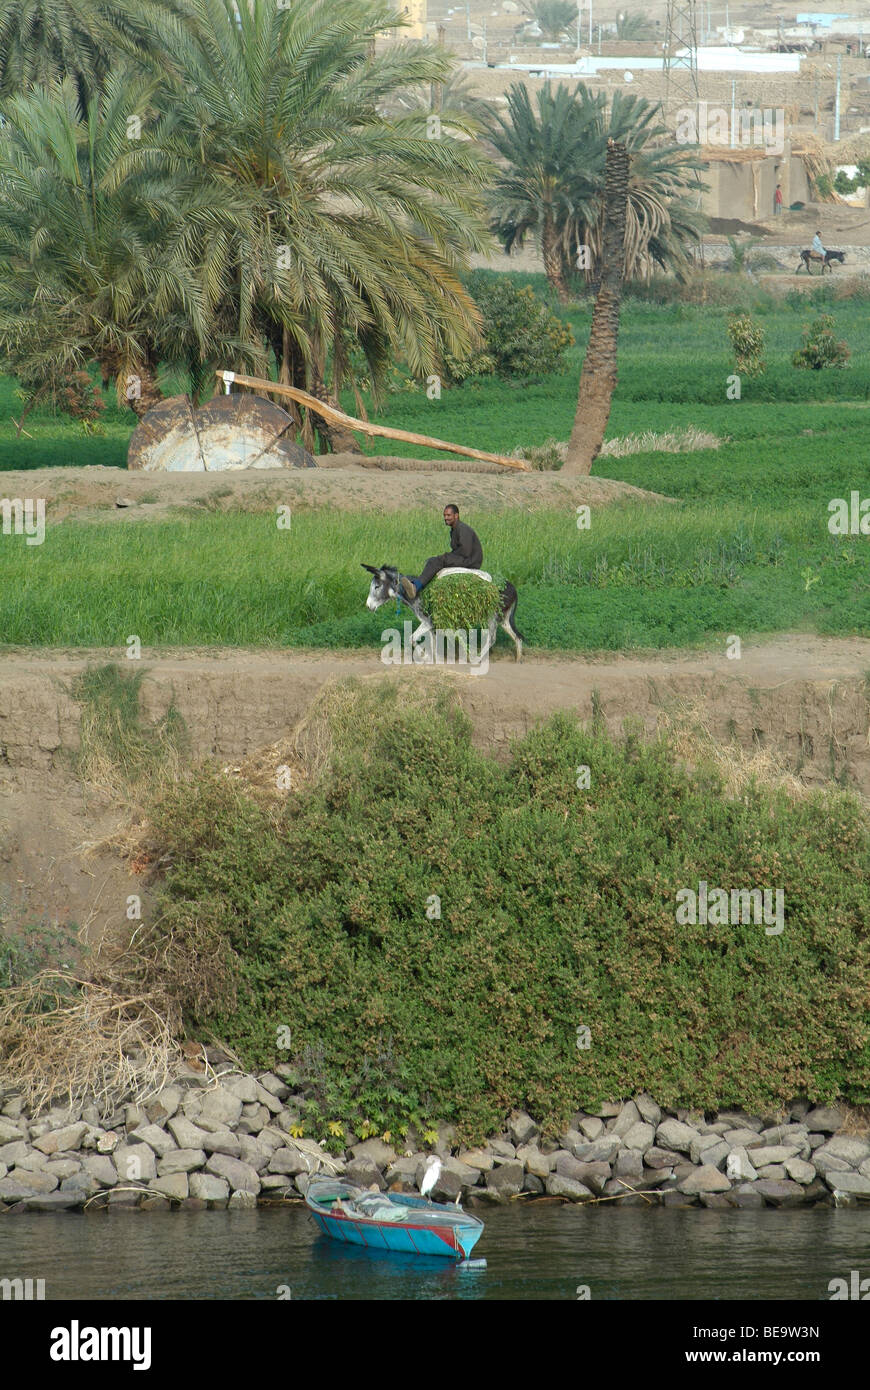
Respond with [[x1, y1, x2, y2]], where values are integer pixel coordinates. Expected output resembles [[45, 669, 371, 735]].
[[797, 248, 845, 273], [362, 564, 523, 662]]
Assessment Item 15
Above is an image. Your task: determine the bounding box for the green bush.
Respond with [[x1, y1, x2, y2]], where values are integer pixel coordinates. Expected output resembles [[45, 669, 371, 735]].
[[144, 682, 870, 1142], [445, 273, 574, 382], [727, 312, 766, 377], [792, 315, 850, 371]]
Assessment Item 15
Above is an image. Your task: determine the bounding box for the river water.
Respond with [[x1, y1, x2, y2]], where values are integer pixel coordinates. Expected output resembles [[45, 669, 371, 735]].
[[3, 1203, 869, 1301]]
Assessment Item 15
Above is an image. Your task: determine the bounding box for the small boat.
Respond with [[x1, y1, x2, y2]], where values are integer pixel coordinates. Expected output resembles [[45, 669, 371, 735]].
[[305, 1176, 484, 1261]]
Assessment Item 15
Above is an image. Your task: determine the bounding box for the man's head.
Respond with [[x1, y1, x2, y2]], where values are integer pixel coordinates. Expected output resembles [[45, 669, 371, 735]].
[[444, 504, 459, 528]]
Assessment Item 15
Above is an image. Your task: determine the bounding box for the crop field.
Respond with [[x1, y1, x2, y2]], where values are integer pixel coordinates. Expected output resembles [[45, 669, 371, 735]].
[[1, 275, 868, 652]]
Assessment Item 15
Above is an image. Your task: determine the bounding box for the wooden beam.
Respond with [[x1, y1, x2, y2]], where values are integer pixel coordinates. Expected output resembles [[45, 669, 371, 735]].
[[216, 371, 531, 472]]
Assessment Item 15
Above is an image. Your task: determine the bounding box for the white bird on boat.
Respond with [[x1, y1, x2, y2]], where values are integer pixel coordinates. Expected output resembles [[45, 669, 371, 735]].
[[420, 1155, 442, 1197]]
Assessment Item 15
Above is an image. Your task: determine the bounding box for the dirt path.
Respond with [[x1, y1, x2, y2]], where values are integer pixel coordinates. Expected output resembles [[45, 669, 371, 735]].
[[2, 635, 868, 944]]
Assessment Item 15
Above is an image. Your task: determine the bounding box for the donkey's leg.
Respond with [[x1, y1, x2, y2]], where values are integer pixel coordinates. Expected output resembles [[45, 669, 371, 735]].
[[500, 597, 523, 661]]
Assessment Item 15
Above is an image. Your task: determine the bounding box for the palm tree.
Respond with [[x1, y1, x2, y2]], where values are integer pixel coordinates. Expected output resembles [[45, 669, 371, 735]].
[[523, 0, 577, 41], [0, 0, 195, 106], [486, 83, 603, 302], [563, 139, 629, 476], [0, 75, 212, 413], [487, 82, 705, 300], [614, 10, 656, 41], [124, 0, 490, 445]]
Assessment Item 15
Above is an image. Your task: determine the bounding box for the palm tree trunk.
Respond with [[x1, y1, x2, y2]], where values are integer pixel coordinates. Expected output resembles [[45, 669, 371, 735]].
[[541, 215, 570, 304], [562, 140, 629, 476]]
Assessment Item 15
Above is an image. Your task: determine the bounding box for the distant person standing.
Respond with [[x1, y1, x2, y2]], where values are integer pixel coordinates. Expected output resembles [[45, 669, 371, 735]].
[[774, 183, 783, 215]]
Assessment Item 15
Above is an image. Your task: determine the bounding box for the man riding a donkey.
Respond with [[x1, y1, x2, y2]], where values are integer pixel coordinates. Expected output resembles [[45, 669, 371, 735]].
[[362, 504, 524, 660], [797, 232, 845, 274]]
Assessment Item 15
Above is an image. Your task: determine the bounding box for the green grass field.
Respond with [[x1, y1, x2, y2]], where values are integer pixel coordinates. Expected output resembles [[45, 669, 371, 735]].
[[1, 274, 868, 651]]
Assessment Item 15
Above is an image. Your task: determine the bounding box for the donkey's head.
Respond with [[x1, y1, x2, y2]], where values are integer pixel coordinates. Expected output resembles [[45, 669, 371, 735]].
[[362, 563, 402, 612]]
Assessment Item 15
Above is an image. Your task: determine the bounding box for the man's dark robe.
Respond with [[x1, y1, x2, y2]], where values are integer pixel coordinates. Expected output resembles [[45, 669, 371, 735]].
[[418, 521, 483, 589]]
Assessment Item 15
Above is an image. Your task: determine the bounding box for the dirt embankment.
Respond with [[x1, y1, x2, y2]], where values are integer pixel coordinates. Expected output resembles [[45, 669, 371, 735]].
[[1, 636, 868, 946], [1, 463, 669, 526]]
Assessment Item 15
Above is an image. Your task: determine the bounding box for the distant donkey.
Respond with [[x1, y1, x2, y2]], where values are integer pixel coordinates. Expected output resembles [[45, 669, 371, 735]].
[[362, 564, 524, 662], [797, 248, 845, 273]]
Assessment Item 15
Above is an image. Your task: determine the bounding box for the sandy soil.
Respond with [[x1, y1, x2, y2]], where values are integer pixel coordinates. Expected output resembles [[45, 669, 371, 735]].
[[2, 635, 868, 944], [7, 462, 670, 525]]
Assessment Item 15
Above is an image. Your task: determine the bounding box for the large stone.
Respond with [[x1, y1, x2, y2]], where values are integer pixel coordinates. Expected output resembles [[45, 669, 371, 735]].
[[257, 1073, 290, 1101], [228, 1189, 258, 1210], [33, 1122, 88, 1156], [634, 1093, 661, 1127], [149, 1173, 189, 1200], [158, 1148, 206, 1175], [198, 1087, 243, 1128], [756, 1164, 788, 1180], [238, 1136, 271, 1172], [516, 1145, 552, 1178], [490, 1139, 517, 1159], [256, 1127, 286, 1155], [623, 1122, 656, 1152], [0, 1169, 59, 1198], [784, 1158, 816, 1185], [0, 1141, 29, 1168], [268, 1147, 309, 1177], [237, 1105, 270, 1135], [813, 1151, 851, 1175], [350, 1138, 396, 1169], [610, 1101, 641, 1137], [145, 1086, 182, 1124], [252, 1083, 283, 1116], [726, 1147, 757, 1182], [804, 1107, 844, 1134], [702, 1141, 730, 1170], [584, 1101, 622, 1119], [745, 1145, 800, 1168], [96, 1132, 119, 1154], [443, 1157, 481, 1186], [345, 1158, 385, 1190], [555, 1153, 591, 1183], [44, 1159, 82, 1180], [83, 1154, 118, 1187], [202, 1129, 242, 1158], [205, 1154, 261, 1195], [129, 1123, 177, 1158], [754, 1179, 809, 1207], [24, 1192, 80, 1211], [690, 1133, 724, 1165], [574, 1135, 622, 1163], [823, 1172, 870, 1196], [612, 1149, 643, 1182], [816, 1136, 870, 1167], [678, 1165, 732, 1194], [573, 1161, 611, 1194], [457, 1149, 494, 1173], [656, 1119, 700, 1155], [113, 1143, 157, 1183], [0, 1120, 24, 1145], [733, 1186, 764, 1209], [190, 1173, 230, 1202], [717, 1111, 763, 1132], [223, 1075, 259, 1104], [167, 1115, 210, 1150], [545, 1173, 593, 1201], [643, 1146, 678, 1170], [577, 1117, 604, 1141], [724, 1128, 766, 1150], [485, 1160, 524, 1199], [508, 1112, 538, 1147], [432, 1169, 464, 1202]]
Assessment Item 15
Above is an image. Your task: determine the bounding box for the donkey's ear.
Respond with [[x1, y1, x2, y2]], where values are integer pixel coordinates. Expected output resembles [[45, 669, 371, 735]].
[[361, 563, 377, 574]]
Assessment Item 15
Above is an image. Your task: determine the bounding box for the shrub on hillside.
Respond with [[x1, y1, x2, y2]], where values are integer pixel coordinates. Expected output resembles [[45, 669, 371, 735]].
[[792, 315, 850, 371], [444, 274, 573, 383], [143, 682, 870, 1142], [727, 312, 766, 377]]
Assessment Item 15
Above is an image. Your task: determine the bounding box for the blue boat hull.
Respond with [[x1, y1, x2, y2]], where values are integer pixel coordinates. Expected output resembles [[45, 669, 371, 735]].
[[311, 1208, 483, 1259], [305, 1179, 484, 1261]]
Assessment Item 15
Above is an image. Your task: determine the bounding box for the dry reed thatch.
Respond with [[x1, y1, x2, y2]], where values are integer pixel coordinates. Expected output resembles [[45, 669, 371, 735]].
[[0, 971, 179, 1117], [653, 699, 811, 801]]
